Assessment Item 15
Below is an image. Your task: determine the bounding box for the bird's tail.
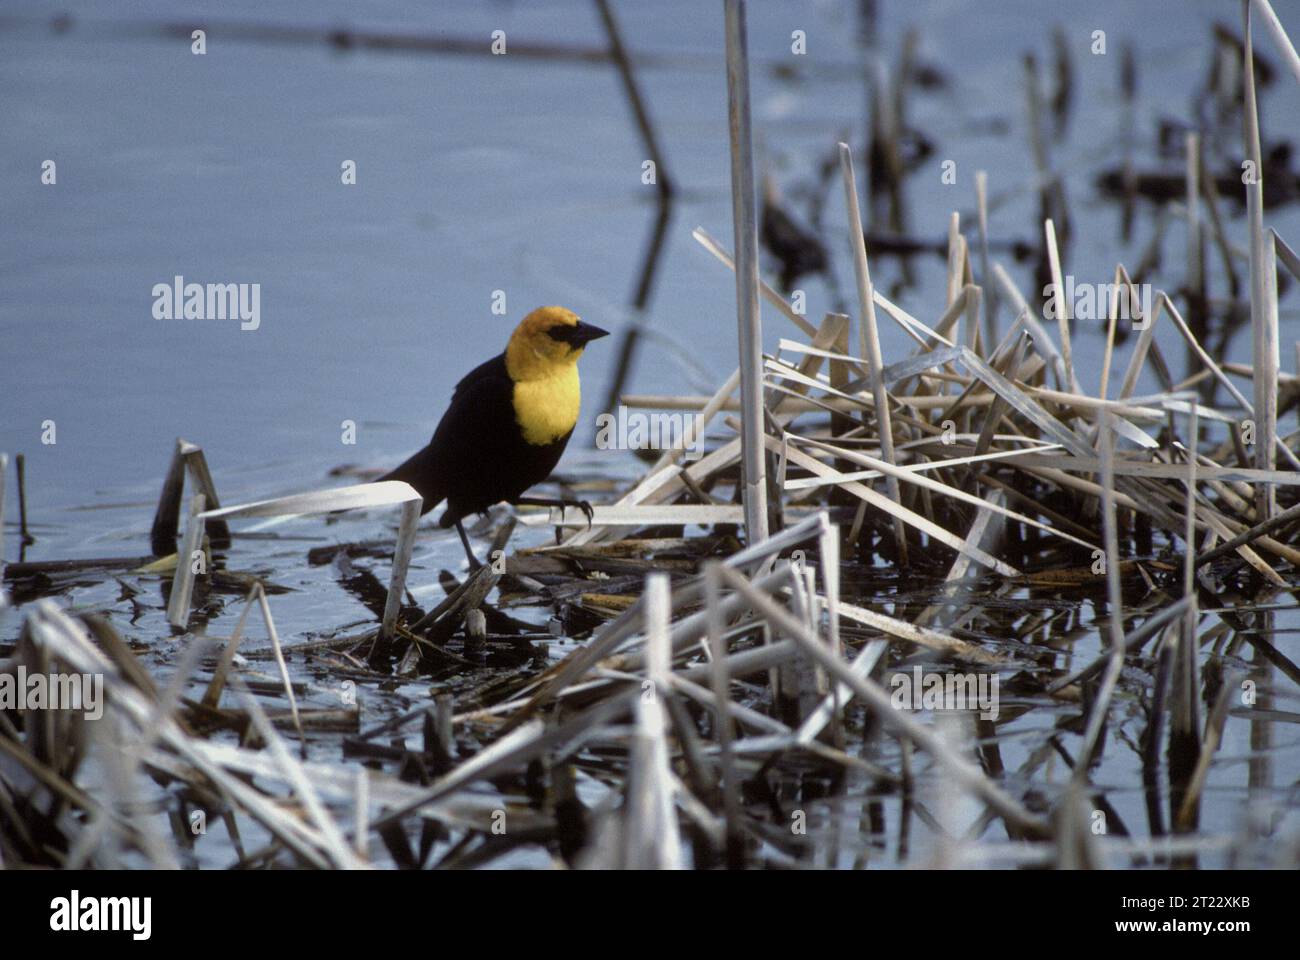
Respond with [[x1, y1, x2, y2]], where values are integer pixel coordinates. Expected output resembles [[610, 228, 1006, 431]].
[[376, 447, 444, 516]]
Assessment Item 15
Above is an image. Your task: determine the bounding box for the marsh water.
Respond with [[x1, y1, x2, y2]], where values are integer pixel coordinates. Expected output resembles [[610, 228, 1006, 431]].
[[2, 0, 1299, 867]]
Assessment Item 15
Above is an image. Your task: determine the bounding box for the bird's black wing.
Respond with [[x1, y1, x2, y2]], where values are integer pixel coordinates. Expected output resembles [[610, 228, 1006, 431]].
[[380, 352, 575, 523], [437, 352, 579, 520], [432, 353, 518, 456], [378, 354, 516, 515]]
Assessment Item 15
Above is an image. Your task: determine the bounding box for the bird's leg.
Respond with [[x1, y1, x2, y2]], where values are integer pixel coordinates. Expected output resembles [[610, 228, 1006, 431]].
[[454, 519, 483, 570], [512, 496, 595, 529]]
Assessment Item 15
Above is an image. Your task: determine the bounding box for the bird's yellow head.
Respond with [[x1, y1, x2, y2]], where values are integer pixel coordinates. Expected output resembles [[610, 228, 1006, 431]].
[[505, 306, 609, 382]]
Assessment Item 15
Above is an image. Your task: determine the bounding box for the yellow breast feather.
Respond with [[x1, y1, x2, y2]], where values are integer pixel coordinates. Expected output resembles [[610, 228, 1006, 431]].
[[513, 365, 581, 446]]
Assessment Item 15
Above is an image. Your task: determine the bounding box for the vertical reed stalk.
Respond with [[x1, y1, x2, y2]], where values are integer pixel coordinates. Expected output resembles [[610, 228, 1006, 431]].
[[723, 0, 769, 545]]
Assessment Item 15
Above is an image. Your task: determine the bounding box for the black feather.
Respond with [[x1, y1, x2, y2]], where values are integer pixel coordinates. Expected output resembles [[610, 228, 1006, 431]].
[[377, 354, 573, 527]]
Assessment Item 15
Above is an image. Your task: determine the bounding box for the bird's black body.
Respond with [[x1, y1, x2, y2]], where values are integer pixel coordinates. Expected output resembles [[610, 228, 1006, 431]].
[[376, 305, 606, 568], [378, 353, 572, 527]]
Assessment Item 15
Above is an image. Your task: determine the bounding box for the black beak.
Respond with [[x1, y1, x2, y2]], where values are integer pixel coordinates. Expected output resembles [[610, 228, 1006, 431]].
[[550, 320, 610, 348], [573, 320, 609, 344]]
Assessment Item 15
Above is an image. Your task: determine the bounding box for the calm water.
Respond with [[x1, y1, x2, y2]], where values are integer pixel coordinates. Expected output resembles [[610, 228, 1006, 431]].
[[2, 0, 1299, 867]]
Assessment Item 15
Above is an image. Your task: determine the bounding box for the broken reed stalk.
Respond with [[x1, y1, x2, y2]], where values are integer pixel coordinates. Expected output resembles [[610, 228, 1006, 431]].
[[385, 499, 422, 639], [501, 513, 833, 732], [1174, 673, 1238, 831], [1181, 402, 1200, 703], [975, 170, 998, 348], [150, 439, 234, 556], [817, 520, 843, 746], [18, 603, 346, 867], [165, 492, 206, 628], [231, 675, 363, 868], [165, 481, 423, 640], [692, 226, 817, 338], [723, 0, 769, 545], [1070, 410, 1125, 785], [353, 768, 370, 860], [16, 453, 33, 547], [201, 583, 260, 707], [1163, 293, 1300, 471], [254, 582, 306, 753], [1195, 497, 1300, 566], [623, 572, 681, 868], [1253, 0, 1300, 85], [714, 565, 1048, 837], [703, 562, 743, 862], [946, 211, 963, 308], [1043, 218, 1080, 397], [1243, 5, 1277, 522], [838, 141, 907, 563], [150, 438, 188, 555]]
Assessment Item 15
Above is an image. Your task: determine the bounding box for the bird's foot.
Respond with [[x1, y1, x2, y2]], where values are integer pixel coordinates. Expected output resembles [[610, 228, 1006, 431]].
[[557, 498, 595, 528], [553, 500, 593, 544], [513, 497, 595, 530]]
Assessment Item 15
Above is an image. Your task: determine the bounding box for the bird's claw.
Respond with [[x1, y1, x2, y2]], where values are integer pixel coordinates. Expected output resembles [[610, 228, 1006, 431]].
[[557, 499, 595, 529]]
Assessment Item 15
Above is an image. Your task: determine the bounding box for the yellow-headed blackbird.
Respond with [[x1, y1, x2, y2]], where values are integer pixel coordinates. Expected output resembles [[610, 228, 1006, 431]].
[[379, 306, 608, 566]]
